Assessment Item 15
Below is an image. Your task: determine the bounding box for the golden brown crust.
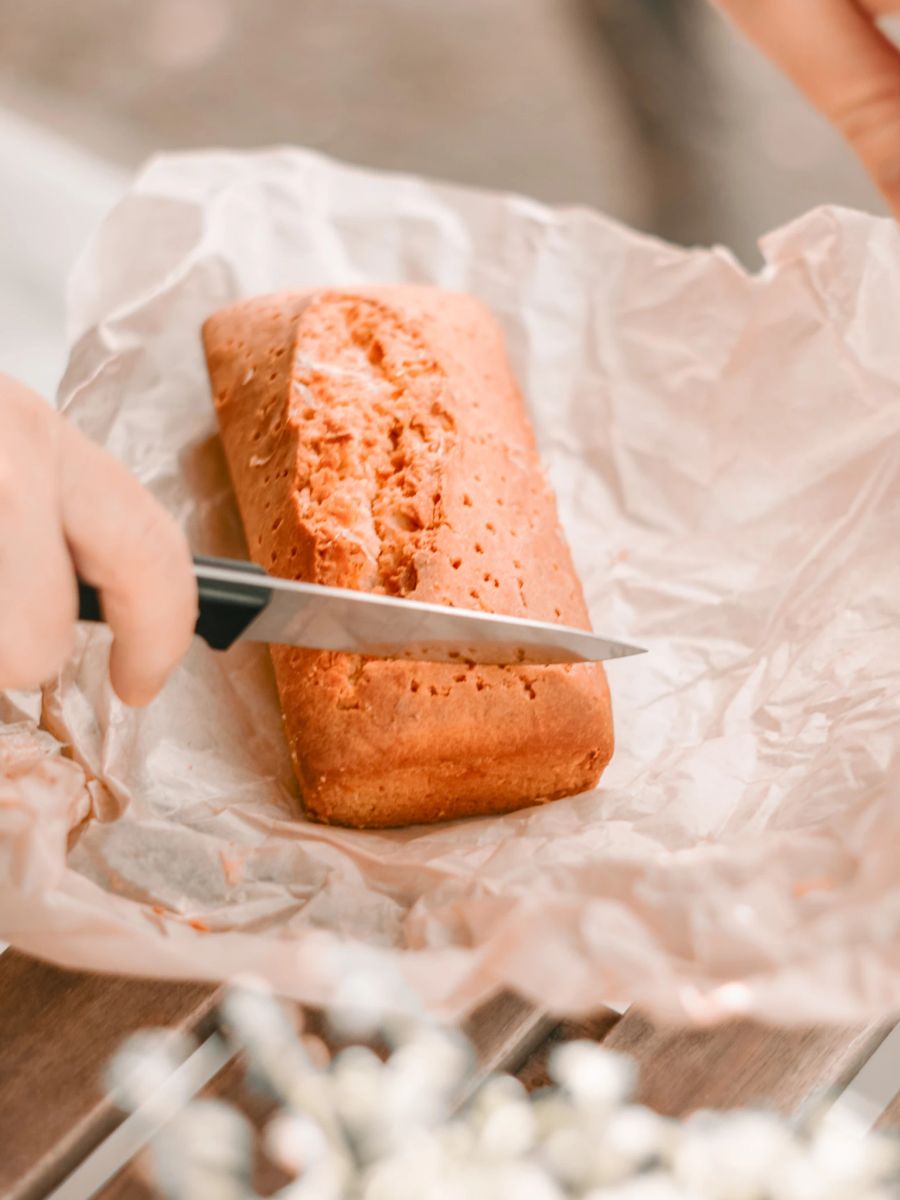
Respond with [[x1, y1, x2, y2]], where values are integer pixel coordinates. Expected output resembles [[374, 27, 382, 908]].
[[203, 286, 613, 828]]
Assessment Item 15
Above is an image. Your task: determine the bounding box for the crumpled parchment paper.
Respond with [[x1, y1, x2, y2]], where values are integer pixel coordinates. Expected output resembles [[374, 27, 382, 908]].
[[1, 148, 898, 1024]]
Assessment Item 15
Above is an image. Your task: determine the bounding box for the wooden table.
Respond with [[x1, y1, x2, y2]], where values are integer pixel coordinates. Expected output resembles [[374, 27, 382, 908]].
[[0, 950, 895, 1200]]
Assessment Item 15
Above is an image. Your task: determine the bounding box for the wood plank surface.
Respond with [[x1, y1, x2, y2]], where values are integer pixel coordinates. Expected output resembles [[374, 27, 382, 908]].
[[0, 952, 217, 1200], [603, 1009, 894, 1118], [3, 952, 894, 1200]]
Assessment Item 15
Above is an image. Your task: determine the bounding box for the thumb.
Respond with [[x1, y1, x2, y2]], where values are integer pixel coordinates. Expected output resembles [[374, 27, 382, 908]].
[[715, 0, 900, 215]]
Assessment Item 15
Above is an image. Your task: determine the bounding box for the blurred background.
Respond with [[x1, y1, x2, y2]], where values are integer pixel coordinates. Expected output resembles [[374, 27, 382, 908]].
[[0, 0, 891, 393], [0, 0, 889, 256]]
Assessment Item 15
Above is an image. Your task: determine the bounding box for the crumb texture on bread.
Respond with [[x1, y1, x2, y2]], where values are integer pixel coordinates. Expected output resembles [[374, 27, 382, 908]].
[[204, 286, 613, 827]]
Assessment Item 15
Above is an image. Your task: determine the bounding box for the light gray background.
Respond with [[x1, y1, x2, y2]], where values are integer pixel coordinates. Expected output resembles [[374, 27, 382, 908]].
[[0, 0, 887, 265]]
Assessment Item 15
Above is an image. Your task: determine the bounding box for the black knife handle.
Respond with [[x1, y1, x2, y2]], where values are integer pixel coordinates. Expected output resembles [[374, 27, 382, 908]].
[[192, 554, 272, 650], [76, 554, 272, 652]]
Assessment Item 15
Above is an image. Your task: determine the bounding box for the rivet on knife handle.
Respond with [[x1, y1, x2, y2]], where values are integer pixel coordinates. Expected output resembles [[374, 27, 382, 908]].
[[76, 554, 273, 652]]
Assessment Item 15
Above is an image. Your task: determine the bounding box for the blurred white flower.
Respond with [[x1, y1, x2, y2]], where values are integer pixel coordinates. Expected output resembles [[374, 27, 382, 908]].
[[151, 1100, 252, 1200], [583, 1173, 688, 1200], [580, 1104, 671, 1188], [264, 1112, 329, 1177], [808, 1118, 900, 1190], [768, 1119, 900, 1200], [603, 1104, 670, 1168], [329, 959, 421, 1042], [550, 1040, 636, 1109], [388, 1027, 472, 1119], [103, 1029, 197, 1115], [476, 1096, 537, 1159], [541, 1122, 593, 1190], [104, 979, 898, 1200], [673, 1110, 797, 1199], [483, 1160, 565, 1200], [361, 1133, 447, 1200]]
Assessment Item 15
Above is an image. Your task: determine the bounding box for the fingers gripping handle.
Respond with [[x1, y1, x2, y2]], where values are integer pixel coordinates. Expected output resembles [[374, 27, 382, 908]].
[[77, 554, 272, 651]]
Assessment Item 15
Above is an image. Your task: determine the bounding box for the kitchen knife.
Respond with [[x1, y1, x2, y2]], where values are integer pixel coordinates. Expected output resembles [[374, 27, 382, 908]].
[[77, 554, 644, 666]]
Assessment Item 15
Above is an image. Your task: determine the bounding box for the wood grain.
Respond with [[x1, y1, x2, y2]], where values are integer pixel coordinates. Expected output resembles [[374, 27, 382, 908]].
[[604, 1010, 893, 1118], [0, 951, 217, 1200], [461, 992, 557, 1096]]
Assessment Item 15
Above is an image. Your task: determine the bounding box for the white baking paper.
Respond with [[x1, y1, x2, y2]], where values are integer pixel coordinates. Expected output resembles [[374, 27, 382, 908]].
[[1, 148, 898, 1024]]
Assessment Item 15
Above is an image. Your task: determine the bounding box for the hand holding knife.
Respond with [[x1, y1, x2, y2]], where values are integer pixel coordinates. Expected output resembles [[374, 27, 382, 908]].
[[0, 378, 642, 704]]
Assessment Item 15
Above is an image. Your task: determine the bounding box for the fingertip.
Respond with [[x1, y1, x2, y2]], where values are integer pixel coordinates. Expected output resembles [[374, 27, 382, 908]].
[[715, 0, 900, 215], [112, 686, 160, 709], [68, 475, 197, 707], [107, 609, 194, 708], [107, 650, 166, 708]]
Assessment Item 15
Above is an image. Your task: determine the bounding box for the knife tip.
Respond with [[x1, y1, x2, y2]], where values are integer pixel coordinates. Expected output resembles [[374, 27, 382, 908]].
[[614, 642, 647, 659]]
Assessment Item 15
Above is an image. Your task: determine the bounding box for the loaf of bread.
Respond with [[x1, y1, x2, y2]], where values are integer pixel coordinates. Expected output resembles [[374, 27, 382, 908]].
[[203, 286, 613, 827]]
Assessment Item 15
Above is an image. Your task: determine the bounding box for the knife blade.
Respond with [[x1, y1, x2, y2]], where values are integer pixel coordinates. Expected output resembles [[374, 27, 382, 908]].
[[77, 554, 645, 666]]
